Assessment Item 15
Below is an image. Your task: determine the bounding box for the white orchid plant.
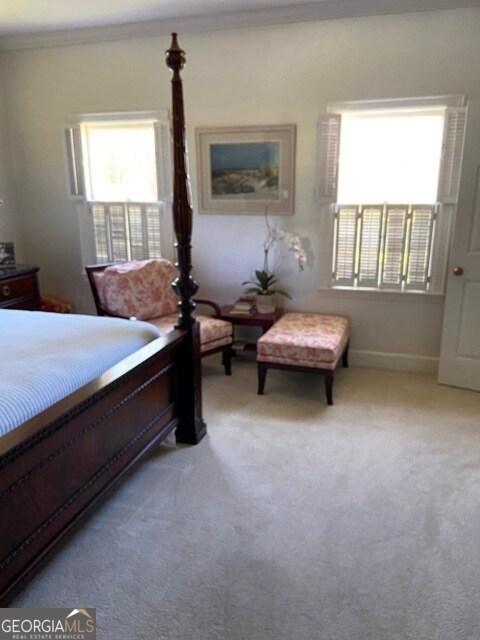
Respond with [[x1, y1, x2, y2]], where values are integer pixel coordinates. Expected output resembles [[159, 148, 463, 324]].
[[264, 225, 307, 273], [243, 212, 307, 298]]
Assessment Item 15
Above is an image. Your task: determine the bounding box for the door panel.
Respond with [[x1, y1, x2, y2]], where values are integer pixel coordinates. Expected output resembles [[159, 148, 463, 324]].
[[438, 101, 480, 391], [458, 282, 480, 358]]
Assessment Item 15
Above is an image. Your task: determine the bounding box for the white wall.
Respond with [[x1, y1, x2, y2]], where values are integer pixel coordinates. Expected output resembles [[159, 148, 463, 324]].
[[0, 60, 21, 252], [2, 8, 480, 370]]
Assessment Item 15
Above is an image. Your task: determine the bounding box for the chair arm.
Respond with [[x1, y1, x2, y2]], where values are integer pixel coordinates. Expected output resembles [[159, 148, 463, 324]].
[[194, 299, 222, 318]]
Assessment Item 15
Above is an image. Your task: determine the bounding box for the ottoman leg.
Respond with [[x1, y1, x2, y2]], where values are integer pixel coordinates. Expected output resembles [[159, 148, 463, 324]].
[[325, 371, 334, 405], [258, 364, 267, 395]]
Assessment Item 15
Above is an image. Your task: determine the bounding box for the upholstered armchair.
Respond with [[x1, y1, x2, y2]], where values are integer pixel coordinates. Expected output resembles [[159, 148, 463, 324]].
[[86, 258, 233, 375]]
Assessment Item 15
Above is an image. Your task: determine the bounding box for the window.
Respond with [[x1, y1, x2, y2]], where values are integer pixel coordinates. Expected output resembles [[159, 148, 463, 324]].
[[64, 112, 172, 264], [85, 123, 157, 202], [317, 97, 467, 293]]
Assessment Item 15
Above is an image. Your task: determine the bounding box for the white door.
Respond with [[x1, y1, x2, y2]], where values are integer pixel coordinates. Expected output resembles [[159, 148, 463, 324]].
[[438, 101, 480, 391]]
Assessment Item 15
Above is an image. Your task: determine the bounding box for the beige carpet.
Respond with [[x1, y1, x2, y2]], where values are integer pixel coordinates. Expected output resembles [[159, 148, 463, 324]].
[[13, 356, 480, 640]]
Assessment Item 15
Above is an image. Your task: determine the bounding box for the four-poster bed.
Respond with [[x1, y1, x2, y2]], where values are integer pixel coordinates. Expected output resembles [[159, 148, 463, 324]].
[[0, 33, 202, 604]]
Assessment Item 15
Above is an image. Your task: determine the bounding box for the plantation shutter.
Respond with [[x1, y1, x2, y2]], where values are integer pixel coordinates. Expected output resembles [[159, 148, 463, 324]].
[[381, 206, 408, 289], [128, 205, 146, 260], [357, 206, 383, 287], [109, 204, 128, 261], [154, 120, 173, 202], [334, 205, 384, 288], [63, 125, 85, 199], [333, 206, 357, 286], [437, 107, 467, 203], [91, 204, 109, 262], [89, 203, 162, 263], [316, 114, 341, 202], [145, 205, 162, 257], [405, 206, 436, 290], [332, 204, 437, 290]]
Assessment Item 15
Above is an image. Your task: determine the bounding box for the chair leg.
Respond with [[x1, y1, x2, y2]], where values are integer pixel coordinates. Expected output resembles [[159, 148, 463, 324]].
[[325, 371, 334, 405], [258, 364, 267, 395], [342, 342, 349, 368], [222, 346, 233, 376]]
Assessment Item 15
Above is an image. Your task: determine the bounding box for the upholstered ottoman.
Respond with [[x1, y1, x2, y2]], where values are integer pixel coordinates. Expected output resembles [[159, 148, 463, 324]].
[[257, 313, 350, 405]]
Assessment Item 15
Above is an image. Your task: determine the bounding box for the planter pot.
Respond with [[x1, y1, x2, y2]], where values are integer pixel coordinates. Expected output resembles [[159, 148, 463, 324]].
[[256, 294, 276, 314]]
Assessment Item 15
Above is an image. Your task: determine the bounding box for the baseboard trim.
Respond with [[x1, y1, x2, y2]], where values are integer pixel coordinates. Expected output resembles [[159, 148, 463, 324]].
[[350, 349, 439, 374]]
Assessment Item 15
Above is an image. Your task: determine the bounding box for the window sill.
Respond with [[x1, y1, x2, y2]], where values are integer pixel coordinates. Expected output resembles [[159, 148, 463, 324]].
[[317, 286, 445, 304]]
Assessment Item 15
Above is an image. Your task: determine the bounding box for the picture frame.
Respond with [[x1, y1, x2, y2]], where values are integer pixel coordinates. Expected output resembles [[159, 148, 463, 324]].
[[195, 124, 296, 215], [0, 242, 15, 266]]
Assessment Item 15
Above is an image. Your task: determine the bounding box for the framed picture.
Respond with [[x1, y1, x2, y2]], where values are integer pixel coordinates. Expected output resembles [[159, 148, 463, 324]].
[[195, 124, 296, 215], [0, 242, 15, 266]]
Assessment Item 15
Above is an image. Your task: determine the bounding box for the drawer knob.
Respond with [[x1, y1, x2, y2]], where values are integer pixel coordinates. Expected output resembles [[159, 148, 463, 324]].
[[452, 266, 464, 277], [1, 285, 11, 297]]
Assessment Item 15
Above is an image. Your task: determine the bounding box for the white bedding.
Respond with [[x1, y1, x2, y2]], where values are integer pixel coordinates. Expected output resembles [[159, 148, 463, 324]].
[[0, 309, 161, 436]]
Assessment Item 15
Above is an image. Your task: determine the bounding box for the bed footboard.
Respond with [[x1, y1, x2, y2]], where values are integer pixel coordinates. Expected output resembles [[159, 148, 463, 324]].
[[0, 331, 184, 605]]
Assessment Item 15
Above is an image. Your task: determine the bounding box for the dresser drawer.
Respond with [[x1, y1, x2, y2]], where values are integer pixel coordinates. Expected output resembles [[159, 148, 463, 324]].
[[0, 274, 36, 301], [0, 268, 41, 311]]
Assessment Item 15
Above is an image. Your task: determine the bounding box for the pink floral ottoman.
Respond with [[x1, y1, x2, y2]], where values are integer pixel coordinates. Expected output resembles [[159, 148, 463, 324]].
[[257, 313, 350, 404]]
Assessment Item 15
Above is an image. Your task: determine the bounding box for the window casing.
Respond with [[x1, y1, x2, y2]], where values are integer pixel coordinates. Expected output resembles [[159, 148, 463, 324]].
[[316, 96, 467, 294], [64, 111, 172, 265]]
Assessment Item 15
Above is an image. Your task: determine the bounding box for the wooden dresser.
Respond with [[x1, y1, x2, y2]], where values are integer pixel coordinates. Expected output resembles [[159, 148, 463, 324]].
[[0, 265, 41, 311]]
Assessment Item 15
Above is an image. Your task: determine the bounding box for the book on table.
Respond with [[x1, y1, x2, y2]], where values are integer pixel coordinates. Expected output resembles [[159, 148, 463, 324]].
[[234, 304, 254, 311], [229, 309, 255, 315], [230, 296, 256, 315]]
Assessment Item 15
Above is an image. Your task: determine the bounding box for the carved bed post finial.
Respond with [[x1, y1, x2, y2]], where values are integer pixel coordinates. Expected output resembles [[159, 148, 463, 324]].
[[165, 34, 206, 445], [165, 32, 198, 331]]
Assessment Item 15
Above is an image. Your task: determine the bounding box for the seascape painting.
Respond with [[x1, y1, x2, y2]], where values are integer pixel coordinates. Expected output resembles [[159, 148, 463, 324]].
[[210, 141, 280, 200], [196, 125, 295, 214]]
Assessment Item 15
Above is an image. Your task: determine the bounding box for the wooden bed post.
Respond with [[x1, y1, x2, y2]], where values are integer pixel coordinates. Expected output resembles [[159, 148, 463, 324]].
[[166, 33, 206, 444]]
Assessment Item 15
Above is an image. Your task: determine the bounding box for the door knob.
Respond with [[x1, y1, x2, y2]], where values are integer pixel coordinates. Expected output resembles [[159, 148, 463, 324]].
[[452, 266, 464, 276]]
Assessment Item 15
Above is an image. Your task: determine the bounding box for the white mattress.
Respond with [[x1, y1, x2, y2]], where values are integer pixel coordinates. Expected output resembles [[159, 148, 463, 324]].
[[0, 310, 161, 436]]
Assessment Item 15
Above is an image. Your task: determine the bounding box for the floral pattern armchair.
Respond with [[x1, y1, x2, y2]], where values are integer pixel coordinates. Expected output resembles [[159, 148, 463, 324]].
[[86, 259, 233, 375]]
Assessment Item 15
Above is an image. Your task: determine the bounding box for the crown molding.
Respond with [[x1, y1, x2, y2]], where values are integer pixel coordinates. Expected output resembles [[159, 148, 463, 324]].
[[0, 0, 479, 51]]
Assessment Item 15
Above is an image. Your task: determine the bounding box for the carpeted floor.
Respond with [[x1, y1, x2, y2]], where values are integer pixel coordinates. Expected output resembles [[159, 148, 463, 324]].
[[12, 356, 480, 640]]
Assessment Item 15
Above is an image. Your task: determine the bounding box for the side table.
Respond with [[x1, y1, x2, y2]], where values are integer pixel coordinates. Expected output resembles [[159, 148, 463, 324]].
[[220, 305, 283, 352]]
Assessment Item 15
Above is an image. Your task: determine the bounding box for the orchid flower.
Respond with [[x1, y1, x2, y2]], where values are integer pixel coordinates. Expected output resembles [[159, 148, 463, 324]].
[[261, 208, 307, 274]]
